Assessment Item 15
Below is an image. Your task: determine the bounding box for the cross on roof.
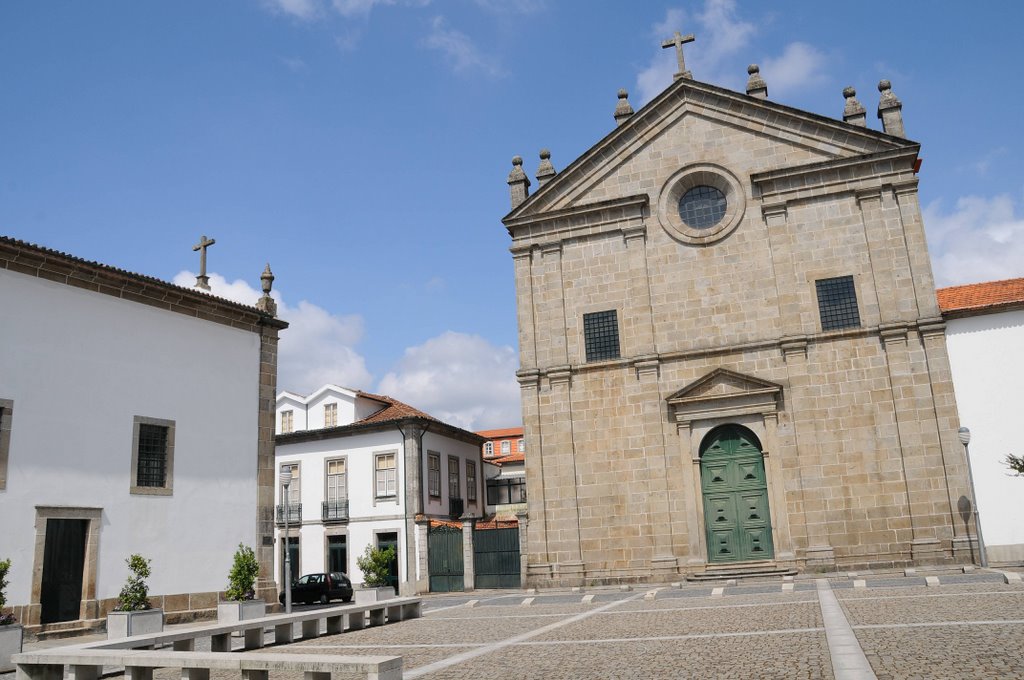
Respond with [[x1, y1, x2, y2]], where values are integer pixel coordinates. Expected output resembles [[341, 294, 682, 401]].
[[192, 234, 215, 291], [661, 31, 695, 80]]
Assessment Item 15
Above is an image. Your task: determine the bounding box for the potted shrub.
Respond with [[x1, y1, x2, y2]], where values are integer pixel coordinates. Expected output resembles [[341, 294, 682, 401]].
[[354, 545, 397, 603], [217, 544, 266, 623], [107, 554, 163, 639], [0, 558, 22, 674]]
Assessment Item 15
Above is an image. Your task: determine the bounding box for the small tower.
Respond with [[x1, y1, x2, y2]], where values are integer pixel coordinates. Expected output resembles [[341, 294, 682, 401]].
[[877, 79, 905, 138], [535, 149, 556, 187], [614, 89, 634, 125], [256, 263, 277, 316], [507, 156, 531, 209], [842, 86, 867, 127], [745, 64, 767, 99]]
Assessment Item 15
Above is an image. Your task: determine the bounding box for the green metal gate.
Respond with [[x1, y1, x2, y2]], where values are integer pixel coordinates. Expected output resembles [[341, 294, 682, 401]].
[[428, 524, 464, 592], [473, 526, 521, 588]]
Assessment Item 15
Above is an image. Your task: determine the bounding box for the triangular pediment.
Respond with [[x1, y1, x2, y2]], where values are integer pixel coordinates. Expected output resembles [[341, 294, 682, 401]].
[[667, 368, 782, 423], [504, 76, 917, 226]]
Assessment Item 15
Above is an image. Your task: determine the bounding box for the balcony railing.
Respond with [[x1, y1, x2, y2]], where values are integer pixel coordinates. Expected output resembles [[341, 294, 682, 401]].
[[449, 497, 464, 520], [275, 503, 302, 525], [322, 499, 350, 522]]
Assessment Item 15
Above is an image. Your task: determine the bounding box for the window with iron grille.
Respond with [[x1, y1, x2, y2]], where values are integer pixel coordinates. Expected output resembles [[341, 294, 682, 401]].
[[280, 409, 294, 433], [324, 403, 338, 428], [375, 453, 396, 498], [466, 460, 477, 502], [583, 310, 620, 361], [815, 276, 861, 331], [448, 456, 460, 499], [486, 477, 527, 505], [130, 415, 175, 495], [428, 452, 441, 498], [0, 399, 13, 491]]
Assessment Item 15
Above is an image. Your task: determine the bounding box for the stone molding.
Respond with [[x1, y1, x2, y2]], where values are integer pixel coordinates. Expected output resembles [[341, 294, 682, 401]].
[[505, 194, 648, 245]]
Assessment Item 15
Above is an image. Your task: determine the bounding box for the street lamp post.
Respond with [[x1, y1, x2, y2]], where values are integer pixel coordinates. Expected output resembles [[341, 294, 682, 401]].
[[280, 467, 294, 613], [958, 426, 988, 568]]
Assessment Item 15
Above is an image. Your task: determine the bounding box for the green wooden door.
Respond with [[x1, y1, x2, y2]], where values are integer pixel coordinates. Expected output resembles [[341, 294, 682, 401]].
[[428, 524, 464, 592], [473, 526, 521, 589], [700, 425, 774, 563]]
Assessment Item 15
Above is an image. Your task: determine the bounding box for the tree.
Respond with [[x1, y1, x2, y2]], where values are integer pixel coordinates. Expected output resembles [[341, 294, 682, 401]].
[[1006, 453, 1024, 477], [355, 544, 396, 588], [0, 558, 13, 625], [225, 544, 260, 602], [115, 554, 152, 611]]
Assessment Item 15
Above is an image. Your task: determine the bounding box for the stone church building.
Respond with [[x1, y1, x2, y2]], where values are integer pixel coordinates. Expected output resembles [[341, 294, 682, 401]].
[[503, 40, 974, 585]]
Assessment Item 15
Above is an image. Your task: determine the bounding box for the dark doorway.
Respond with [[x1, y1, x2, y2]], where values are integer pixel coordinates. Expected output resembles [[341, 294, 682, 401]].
[[327, 535, 347, 574], [280, 536, 300, 587], [40, 518, 88, 624], [376, 532, 399, 594]]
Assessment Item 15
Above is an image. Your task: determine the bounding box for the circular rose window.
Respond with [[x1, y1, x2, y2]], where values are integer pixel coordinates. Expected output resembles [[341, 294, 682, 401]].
[[678, 186, 727, 229]]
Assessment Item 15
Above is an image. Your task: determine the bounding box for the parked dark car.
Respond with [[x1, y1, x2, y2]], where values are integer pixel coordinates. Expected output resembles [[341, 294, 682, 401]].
[[279, 572, 353, 605]]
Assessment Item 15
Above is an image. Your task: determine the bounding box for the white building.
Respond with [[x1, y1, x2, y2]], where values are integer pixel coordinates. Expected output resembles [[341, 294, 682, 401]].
[[940, 277, 1024, 564], [0, 236, 286, 631], [274, 385, 485, 595]]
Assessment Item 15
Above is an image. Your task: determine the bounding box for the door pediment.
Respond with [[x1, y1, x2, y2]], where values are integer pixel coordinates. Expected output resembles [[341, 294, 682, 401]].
[[667, 368, 781, 423]]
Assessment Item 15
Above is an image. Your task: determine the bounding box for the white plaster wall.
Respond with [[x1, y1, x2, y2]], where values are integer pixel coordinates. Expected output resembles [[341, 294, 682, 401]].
[[0, 269, 260, 605], [420, 432, 484, 518], [276, 395, 307, 434], [946, 309, 1024, 555]]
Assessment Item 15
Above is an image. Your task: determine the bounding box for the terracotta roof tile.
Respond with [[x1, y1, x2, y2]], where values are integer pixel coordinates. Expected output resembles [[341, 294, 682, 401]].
[[476, 427, 524, 438], [937, 277, 1024, 315], [491, 452, 525, 465], [354, 390, 442, 425]]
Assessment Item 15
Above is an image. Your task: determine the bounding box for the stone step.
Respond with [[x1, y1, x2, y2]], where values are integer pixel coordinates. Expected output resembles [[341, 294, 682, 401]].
[[30, 619, 104, 641], [686, 566, 797, 582]]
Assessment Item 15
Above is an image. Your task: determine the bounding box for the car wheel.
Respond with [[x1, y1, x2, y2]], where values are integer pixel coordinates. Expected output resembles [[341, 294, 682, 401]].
[[319, 593, 329, 605], [278, 593, 285, 605], [342, 594, 352, 603]]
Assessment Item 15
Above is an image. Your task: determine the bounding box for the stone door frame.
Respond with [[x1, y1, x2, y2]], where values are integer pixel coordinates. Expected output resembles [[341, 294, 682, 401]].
[[30, 506, 102, 626], [666, 369, 795, 569]]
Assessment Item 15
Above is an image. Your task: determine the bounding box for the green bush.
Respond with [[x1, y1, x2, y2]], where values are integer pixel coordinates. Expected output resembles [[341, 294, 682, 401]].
[[355, 544, 396, 588], [225, 544, 259, 601], [1006, 453, 1024, 477], [115, 554, 152, 612], [0, 558, 13, 625]]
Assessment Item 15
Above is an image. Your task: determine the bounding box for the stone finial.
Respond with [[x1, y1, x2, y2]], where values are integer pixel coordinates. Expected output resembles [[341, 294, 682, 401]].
[[877, 79, 905, 138], [842, 86, 867, 127], [507, 155, 531, 209], [535, 149, 556, 187], [614, 89, 635, 125], [745, 64, 767, 99], [257, 263, 277, 316]]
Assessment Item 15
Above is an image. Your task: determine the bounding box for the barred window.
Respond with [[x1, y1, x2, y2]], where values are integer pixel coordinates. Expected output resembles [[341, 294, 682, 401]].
[[428, 452, 441, 498], [0, 399, 12, 491], [324, 403, 337, 428], [466, 460, 477, 502], [130, 416, 175, 495], [583, 310, 620, 362], [815, 276, 861, 331], [375, 453, 396, 498]]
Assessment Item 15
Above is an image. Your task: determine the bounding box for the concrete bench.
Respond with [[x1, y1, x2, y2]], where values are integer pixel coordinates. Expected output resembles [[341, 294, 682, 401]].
[[13, 649, 402, 680], [81, 598, 423, 652]]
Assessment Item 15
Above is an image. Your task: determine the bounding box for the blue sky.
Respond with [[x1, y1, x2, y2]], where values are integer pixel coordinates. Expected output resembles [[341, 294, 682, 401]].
[[2, 1, 1022, 429]]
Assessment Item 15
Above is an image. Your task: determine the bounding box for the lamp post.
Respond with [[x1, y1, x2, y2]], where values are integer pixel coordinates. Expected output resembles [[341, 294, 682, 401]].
[[280, 467, 294, 613], [958, 427, 988, 568]]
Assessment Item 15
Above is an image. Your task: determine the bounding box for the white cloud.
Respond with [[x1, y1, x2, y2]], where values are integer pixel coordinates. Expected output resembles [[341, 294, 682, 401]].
[[924, 194, 1024, 287], [637, 1, 755, 103], [471, 0, 544, 14], [263, 0, 323, 20], [172, 271, 372, 395], [281, 56, 308, 72], [759, 42, 827, 97], [377, 331, 520, 431], [422, 16, 502, 77], [331, 0, 394, 18]]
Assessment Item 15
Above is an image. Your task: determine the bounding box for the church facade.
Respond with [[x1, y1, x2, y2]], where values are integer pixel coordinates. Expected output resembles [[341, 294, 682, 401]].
[[503, 51, 974, 585]]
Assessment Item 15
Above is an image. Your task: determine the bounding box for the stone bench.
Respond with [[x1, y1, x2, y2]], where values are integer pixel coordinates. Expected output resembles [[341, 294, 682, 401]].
[[13, 649, 402, 680], [85, 598, 423, 652]]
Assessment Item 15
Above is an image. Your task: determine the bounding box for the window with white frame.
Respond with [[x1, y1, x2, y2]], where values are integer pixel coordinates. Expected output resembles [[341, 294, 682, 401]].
[[324, 403, 338, 428], [428, 452, 441, 498], [326, 459, 346, 501], [448, 456, 460, 499], [518, 439, 525, 453], [484, 441, 493, 457], [281, 462, 301, 505], [466, 460, 477, 502], [501, 440, 511, 455], [375, 453, 397, 498], [280, 410, 294, 433]]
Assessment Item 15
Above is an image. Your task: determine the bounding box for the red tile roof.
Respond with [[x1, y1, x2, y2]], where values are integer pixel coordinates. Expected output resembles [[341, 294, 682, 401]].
[[354, 390, 441, 425], [937, 277, 1024, 316], [490, 452, 525, 466], [476, 427, 523, 439]]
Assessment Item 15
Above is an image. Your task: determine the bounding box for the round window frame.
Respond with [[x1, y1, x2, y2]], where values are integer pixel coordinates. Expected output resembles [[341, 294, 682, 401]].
[[656, 164, 746, 245]]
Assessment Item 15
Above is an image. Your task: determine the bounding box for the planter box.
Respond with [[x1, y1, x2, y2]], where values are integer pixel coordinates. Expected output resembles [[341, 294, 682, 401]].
[[217, 599, 266, 623], [0, 624, 23, 674], [354, 586, 395, 604], [107, 609, 164, 639]]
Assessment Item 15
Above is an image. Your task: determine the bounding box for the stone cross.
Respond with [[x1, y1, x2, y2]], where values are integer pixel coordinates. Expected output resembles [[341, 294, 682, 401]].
[[662, 31, 695, 80], [192, 234, 215, 291]]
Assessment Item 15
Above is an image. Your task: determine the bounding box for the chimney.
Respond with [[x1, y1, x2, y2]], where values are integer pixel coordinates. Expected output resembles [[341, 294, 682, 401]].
[[877, 79, 905, 138], [507, 156, 531, 209], [535, 149, 556, 187], [745, 64, 767, 99], [614, 89, 634, 125], [842, 86, 867, 127]]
